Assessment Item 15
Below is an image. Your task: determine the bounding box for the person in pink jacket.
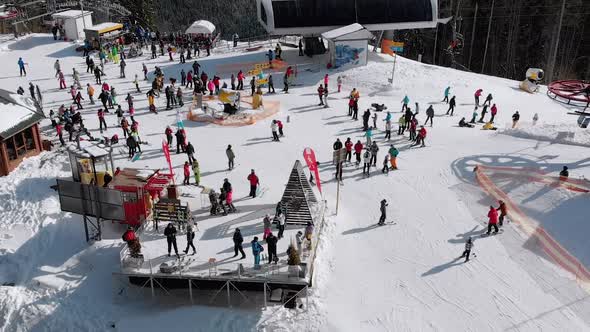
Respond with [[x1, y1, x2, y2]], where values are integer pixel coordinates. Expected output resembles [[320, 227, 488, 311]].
[[474, 89, 483, 106], [207, 80, 215, 96], [323, 74, 329, 89], [486, 206, 499, 235], [490, 104, 498, 123]]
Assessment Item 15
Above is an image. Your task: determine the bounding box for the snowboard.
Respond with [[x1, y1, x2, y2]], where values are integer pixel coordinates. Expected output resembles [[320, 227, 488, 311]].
[[377, 221, 396, 226], [480, 229, 504, 237]]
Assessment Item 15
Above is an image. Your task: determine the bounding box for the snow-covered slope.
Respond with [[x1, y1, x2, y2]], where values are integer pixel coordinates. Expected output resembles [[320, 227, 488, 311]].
[[0, 34, 589, 331]]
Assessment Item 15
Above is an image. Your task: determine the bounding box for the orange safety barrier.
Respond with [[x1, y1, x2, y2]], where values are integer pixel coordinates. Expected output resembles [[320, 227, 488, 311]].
[[474, 165, 590, 293]]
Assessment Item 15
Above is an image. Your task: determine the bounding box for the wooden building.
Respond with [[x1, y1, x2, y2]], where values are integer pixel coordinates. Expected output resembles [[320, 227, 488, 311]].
[[0, 89, 44, 176]]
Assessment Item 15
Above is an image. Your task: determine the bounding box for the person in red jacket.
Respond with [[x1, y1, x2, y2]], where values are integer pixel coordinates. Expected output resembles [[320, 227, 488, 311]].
[[474, 88, 483, 106], [490, 104, 498, 123], [486, 206, 499, 235], [237, 70, 244, 90], [122, 226, 141, 256], [98, 109, 107, 133], [276, 120, 284, 136], [165, 126, 173, 146], [415, 126, 427, 147], [497, 200, 508, 226], [186, 71, 193, 89], [353, 140, 364, 165], [56, 122, 65, 146], [183, 161, 191, 185], [247, 169, 260, 198], [344, 137, 353, 162]]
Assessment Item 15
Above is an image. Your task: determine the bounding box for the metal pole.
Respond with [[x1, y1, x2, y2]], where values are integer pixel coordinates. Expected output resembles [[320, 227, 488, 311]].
[[481, 0, 495, 73], [547, 0, 566, 83], [226, 281, 231, 306], [188, 279, 193, 304], [335, 175, 340, 215], [390, 54, 397, 85], [150, 277, 155, 298], [467, 1, 478, 69], [263, 282, 267, 308], [79, 1, 87, 29]]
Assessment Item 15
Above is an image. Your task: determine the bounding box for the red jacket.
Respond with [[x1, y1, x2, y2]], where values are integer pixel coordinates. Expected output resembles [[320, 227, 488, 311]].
[[491, 105, 497, 115], [247, 173, 259, 186], [184, 164, 190, 176], [187, 72, 193, 81], [318, 86, 324, 96], [237, 71, 244, 81], [354, 142, 363, 154], [98, 110, 104, 119], [56, 124, 62, 135], [165, 127, 172, 136], [122, 230, 137, 242], [418, 127, 427, 138], [276, 120, 283, 129], [475, 89, 482, 97], [345, 141, 353, 152], [487, 208, 498, 224]]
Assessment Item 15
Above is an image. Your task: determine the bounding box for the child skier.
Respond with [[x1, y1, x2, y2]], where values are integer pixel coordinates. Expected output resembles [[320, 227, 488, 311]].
[[460, 237, 473, 262], [378, 199, 388, 225]]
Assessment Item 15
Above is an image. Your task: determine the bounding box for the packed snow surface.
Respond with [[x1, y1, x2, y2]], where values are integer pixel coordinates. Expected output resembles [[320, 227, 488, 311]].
[[0, 34, 589, 331]]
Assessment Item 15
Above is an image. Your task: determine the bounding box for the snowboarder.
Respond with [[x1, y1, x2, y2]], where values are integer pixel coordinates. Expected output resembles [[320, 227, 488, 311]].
[[183, 225, 196, 255], [511, 111, 520, 128], [119, 58, 126, 78], [186, 142, 195, 164], [226, 145, 235, 170], [559, 166, 569, 180], [232, 228, 246, 259], [486, 206, 499, 235], [370, 141, 379, 166], [459, 117, 474, 128], [247, 169, 260, 198], [415, 126, 427, 147], [424, 105, 434, 127], [483, 93, 493, 106], [192, 160, 200, 186], [446, 96, 456, 115], [337, 75, 342, 93], [164, 223, 179, 257], [183, 161, 191, 185], [478, 105, 488, 123], [532, 113, 539, 126], [460, 237, 473, 262], [251, 237, 264, 269], [378, 199, 388, 225]]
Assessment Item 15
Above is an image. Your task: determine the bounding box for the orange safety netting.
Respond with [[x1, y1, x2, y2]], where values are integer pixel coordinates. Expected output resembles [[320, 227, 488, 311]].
[[474, 165, 590, 293]]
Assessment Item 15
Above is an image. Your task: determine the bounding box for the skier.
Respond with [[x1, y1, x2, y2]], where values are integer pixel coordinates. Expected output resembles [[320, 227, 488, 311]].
[[532, 113, 539, 126], [186, 141, 195, 164], [511, 111, 520, 128], [119, 58, 126, 78], [183, 225, 196, 255], [187, 71, 193, 89], [378, 199, 388, 225], [333, 138, 343, 151], [397, 114, 406, 135], [384, 120, 392, 140], [362, 109, 371, 131], [337, 75, 342, 93], [54, 59, 61, 77], [265, 232, 278, 264], [251, 237, 264, 269], [74, 90, 84, 109], [317, 84, 325, 106], [408, 117, 418, 141], [226, 145, 235, 170], [247, 169, 260, 198], [415, 126, 427, 147], [354, 140, 363, 165], [250, 76, 256, 96], [388, 145, 399, 170], [478, 105, 488, 123], [362, 148, 372, 177], [490, 104, 498, 123], [142, 63, 148, 80], [370, 141, 379, 166], [474, 88, 483, 106], [58, 70, 67, 89], [382, 155, 390, 174], [183, 161, 191, 185], [298, 38, 304, 56], [271, 120, 280, 141], [121, 117, 130, 138], [425, 105, 434, 126], [365, 127, 373, 146], [93, 66, 102, 84], [175, 129, 185, 153], [237, 70, 244, 90], [176, 87, 184, 107], [483, 93, 493, 106], [277, 120, 284, 136], [372, 112, 378, 129], [28, 83, 35, 101], [486, 206, 499, 235], [268, 74, 275, 93], [344, 138, 353, 162], [232, 228, 246, 259], [401, 95, 409, 112], [97, 109, 107, 133], [223, 178, 236, 212], [460, 237, 473, 262], [497, 200, 508, 226], [164, 223, 180, 257], [192, 160, 200, 186], [443, 86, 450, 103], [56, 122, 65, 146], [209, 189, 222, 215], [18, 57, 26, 76]]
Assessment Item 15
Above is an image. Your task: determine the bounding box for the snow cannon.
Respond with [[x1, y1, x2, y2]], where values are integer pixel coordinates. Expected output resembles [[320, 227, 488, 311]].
[[519, 68, 544, 93]]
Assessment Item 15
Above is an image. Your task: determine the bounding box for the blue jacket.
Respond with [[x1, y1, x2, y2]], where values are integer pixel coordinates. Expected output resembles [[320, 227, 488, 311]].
[[251, 240, 264, 255], [17, 58, 25, 68], [444, 87, 450, 96]]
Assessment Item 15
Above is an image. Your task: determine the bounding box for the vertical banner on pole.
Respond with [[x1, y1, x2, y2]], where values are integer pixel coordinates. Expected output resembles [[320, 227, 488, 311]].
[[303, 148, 322, 194], [162, 140, 175, 183]]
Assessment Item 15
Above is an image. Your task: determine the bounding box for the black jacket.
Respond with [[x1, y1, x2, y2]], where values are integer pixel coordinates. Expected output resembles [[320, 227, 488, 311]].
[[223, 181, 232, 193], [186, 143, 195, 155], [333, 141, 343, 150], [233, 231, 243, 244], [266, 235, 278, 250], [164, 225, 177, 238]]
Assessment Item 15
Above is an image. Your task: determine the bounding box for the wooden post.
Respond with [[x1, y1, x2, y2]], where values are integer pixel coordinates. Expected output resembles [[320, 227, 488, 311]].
[[481, 0, 495, 73]]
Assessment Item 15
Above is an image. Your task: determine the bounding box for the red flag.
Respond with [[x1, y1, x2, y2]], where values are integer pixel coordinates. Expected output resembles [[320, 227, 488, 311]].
[[303, 147, 321, 194], [162, 140, 174, 183]]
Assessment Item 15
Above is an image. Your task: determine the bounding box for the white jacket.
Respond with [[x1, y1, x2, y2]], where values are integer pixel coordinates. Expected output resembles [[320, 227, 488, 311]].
[[271, 122, 278, 132], [363, 150, 371, 163]]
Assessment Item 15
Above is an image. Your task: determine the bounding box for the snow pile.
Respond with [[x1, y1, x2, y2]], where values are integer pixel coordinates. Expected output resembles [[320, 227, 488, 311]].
[[500, 123, 590, 147]]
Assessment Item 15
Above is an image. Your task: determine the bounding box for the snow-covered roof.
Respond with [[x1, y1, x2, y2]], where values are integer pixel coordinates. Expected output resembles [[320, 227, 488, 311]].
[[321, 23, 374, 41], [185, 20, 215, 34], [0, 89, 44, 139], [66, 141, 112, 158], [52, 10, 92, 19], [84, 22, 123, 33]]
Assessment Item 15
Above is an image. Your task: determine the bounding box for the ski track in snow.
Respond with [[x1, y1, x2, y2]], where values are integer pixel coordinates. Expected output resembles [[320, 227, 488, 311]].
[[0, 34, 589, 331]]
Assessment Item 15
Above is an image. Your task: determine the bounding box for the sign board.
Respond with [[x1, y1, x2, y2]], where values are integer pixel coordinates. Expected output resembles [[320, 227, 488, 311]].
[[332, 149, 347, 164], [381, 39, 404, 56], [57, 179, 126, 221]]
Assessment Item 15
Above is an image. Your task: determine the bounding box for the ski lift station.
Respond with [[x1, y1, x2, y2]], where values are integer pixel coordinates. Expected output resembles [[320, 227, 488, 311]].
[[51, 10, 93, 41], [256, 0, 439, 35]]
